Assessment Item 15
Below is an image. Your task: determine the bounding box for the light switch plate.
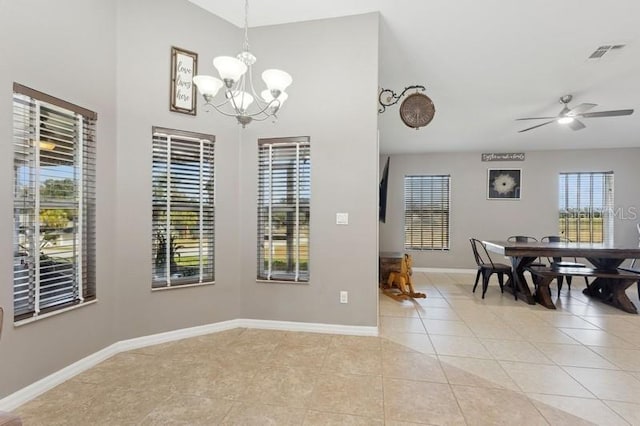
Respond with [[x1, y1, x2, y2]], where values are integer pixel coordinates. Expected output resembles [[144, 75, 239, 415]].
[[336, 213, 349, 225]]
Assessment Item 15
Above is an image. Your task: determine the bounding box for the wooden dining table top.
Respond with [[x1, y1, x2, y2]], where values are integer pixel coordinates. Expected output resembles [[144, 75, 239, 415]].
[[482, 240, 640, 259]]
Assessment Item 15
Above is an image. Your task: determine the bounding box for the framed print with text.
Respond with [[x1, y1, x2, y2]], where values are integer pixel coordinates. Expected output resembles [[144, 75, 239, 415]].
[[169, 46, 198, 115]]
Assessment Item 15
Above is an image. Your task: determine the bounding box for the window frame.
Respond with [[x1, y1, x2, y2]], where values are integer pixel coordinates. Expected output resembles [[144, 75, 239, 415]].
[[12, 83, 97, 323], [151, 127, 216, 289], [403, 174, 451, 251], [257, 136, 311, 283], [558, 171, 614, 244]]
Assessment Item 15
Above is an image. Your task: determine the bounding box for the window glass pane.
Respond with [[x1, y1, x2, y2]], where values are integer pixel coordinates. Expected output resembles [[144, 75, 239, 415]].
[[558, 171, 614, 243], [257, 138, 310, 282], [12, 87, 96, 321], [404, 175, 450, 250], [152, 130, 215, 288]]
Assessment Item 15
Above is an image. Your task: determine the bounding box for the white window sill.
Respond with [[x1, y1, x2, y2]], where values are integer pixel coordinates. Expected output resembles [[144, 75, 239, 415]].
[[256, 279, 309, 285], [14, 299, 98, 327], [151, 281, 215, 292]]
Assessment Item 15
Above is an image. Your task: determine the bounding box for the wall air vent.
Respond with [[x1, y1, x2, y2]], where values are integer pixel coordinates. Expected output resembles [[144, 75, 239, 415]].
[[588, 44, 626, 60]]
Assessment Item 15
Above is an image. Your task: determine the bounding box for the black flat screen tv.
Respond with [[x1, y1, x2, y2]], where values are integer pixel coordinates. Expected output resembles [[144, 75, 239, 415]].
[[379, 157, 390, 223]]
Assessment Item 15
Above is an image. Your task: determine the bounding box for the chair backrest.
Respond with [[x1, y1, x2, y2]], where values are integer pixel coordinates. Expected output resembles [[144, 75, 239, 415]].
[[541, 235, 573, 262], [469, 238, 496, 267], [507, 235, 538, 242], [632, 225, 640, 267], [541, 235, 570, 243]]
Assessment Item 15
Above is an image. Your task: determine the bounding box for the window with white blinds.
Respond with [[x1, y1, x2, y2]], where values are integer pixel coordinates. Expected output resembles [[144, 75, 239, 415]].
[[257, 137, 310, 282], [404, 175, 450, 250], [12, 83, 97, 322], [559, 171, 614, 244], [152, 127, 215, 288]]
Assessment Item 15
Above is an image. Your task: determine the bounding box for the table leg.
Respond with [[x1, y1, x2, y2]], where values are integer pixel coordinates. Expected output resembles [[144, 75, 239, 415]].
[[506, 256, 536, 305], [533, 275, 557, 309], [582, 257, 637, 313], [583, 277, 638, 314]]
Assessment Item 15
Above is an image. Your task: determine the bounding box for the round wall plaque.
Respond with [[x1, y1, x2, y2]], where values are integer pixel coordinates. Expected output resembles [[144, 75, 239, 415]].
[[399, 93, 435, 129]]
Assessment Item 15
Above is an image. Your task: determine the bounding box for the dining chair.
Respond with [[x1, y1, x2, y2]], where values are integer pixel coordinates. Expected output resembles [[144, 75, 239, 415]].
[[507, 236, 546, 267], [507, 235, 537, 243], [470, 238, 514, 299], [541, 235, 589, 296]]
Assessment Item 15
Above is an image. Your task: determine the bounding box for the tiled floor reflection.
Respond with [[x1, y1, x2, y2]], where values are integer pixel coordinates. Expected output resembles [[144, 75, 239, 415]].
[[16, 272, 640, 424]]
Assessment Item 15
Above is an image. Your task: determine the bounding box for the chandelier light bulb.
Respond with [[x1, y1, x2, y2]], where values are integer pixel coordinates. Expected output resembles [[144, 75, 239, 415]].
[[558, 116, 575, 124], [262, 69, 293, 93], [227, 91, 254, 111], [213, 56, 248, 86], [193, 75, 223, 99]]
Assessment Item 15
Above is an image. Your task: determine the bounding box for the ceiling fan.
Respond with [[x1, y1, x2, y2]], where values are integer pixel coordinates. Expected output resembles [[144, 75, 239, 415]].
[[516, 95, 634, 133]]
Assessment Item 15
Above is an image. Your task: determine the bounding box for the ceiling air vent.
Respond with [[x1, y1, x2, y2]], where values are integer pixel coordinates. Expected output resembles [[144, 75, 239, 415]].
[[588, 44, 626, 60]]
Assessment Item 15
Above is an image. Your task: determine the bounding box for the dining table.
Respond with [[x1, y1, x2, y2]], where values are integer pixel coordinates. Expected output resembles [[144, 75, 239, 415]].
[[482, 240, 640, 313]]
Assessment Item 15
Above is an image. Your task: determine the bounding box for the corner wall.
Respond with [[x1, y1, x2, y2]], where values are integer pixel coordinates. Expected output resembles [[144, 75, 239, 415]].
[[113, 0, 242, 340], [238, 13, 381, 326], [380, 148, 640, 268], [0, 0, 118, 396]]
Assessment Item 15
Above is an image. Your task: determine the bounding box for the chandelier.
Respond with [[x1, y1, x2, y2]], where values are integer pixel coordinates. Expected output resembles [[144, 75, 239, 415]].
[[193, 0, 292, 128]]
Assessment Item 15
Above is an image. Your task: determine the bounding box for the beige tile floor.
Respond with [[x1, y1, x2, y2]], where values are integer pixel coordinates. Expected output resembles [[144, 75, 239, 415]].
[[15, 272, 640, 425]]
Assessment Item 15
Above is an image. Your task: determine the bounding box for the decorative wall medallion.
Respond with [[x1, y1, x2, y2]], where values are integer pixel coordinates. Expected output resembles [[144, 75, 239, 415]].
[[399, 93, 435, 129]]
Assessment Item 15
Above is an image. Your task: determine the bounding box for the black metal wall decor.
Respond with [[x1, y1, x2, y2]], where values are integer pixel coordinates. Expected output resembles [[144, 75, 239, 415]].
[[378, 85, 435, 129], [378, 85, 425, 113]]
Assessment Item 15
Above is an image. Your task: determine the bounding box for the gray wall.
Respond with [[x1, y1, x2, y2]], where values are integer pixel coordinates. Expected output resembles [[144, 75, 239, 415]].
[[0, 0, 118, 396], [380, 148, 640, 269], [238, 14, 381, 326], [113, 0, 242, 340]]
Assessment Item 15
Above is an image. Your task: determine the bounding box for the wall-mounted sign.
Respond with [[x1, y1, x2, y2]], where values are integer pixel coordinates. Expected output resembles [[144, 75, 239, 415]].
[[481, 152, 525, 162], [169, 46, 198, 115]]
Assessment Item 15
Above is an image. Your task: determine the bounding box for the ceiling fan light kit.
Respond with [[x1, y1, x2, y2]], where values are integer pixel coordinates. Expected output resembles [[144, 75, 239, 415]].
[[516, 94, 634, 133]]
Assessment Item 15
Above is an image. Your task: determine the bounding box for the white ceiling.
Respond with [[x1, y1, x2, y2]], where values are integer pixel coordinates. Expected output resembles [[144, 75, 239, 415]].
[[189, 0, 640, 154]]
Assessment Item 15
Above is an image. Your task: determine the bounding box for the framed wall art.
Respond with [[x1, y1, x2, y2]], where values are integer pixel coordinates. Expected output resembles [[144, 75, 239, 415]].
[[169, 46, 198, 115], [487, 169, 521, 200]]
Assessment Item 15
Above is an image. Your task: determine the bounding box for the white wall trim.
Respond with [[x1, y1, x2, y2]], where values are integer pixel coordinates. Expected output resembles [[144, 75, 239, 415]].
[[240, 319, 378, 336], [0, 342, 120, 412], [0, 319, 377, 411], [413, 267, 477, 274]]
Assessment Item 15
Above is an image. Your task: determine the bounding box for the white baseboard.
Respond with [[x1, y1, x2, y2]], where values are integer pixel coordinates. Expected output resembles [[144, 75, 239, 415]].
[[0, 319, 377, 411], [240, 319, 378, 336], [0, 342, 120, 412], [114, 319, 243, 353], [413, 267, 477, 274]]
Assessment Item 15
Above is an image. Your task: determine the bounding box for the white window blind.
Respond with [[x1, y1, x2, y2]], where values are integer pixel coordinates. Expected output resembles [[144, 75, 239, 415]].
[[257, 137, 310, 282], [404, 175, 450, 250], [152, 127, 215, 288], [13, 83, 97, 322], [559, 171, 614, 244]]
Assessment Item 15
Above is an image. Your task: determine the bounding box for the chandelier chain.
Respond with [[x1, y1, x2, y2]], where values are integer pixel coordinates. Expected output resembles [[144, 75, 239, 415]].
[[243, 0, 250, 52]]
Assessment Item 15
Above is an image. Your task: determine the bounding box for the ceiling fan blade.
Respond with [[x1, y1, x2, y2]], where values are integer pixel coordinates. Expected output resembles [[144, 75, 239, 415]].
[[568, 103, 596, 115], [518, 120, 555, 133], [568, 119, 586, 131], [580, 109, 634, 118], [515, 117, 557, 121]]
